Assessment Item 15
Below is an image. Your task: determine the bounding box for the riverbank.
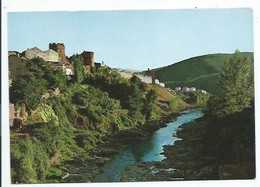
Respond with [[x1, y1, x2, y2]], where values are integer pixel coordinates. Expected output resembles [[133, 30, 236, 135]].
[[121, 107, 255, 181], [120, 115, 218, 182], [62, 111, 181, 183]]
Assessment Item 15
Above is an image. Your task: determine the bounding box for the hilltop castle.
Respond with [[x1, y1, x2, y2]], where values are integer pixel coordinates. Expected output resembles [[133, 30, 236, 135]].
[[9, 43, 101, 76], [21, 43, 70, 64]]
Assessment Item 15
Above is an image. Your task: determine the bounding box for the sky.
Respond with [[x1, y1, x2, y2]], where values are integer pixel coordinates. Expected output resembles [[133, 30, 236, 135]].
[[8, 8, 253, 70]]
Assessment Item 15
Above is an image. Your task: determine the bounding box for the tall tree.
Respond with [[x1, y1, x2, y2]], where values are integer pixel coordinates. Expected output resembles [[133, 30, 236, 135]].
[[208, 50, 254, 118], [143, 89, 157, 120], [72, 56, 85, 84]]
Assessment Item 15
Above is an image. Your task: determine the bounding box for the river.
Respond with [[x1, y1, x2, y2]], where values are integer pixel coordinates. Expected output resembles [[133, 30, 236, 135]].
[[94, 109, 204, 182]]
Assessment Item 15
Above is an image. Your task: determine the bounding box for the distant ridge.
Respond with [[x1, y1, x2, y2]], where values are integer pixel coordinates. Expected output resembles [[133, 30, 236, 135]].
[[154, 52, 253, 95]]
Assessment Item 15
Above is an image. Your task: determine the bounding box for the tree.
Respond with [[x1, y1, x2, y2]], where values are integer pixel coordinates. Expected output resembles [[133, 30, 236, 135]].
[[208, 50, 254, 118], [143, 89, 157, 120], [72, 56, 85, 84], [10, 72, 48, 110]]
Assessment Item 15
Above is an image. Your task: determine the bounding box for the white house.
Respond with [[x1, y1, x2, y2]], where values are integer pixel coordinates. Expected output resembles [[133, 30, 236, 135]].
[[159, 82, 165, 87], [190, 87, 196, 92], [175, 87, 181, 91], [65, 68, 74, 75]]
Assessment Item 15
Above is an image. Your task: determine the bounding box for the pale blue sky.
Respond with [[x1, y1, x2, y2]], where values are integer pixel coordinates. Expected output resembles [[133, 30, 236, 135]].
[[8, 9, 253, 70]]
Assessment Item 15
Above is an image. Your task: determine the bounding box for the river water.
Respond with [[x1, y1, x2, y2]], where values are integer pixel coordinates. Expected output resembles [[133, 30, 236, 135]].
[[94, 109, 204, 182]]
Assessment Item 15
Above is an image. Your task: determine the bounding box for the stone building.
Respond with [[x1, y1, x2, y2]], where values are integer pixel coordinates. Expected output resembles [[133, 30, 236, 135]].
[[44, 49, 61, 62], [49, 43, 69, 64], [81, 51, 94, 67], [22, 47, 60, 63]]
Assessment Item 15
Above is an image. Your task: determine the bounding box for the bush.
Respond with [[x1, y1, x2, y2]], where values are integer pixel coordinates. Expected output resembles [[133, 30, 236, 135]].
[[169, 97, 180, 111], [11, 137, 50, 184]]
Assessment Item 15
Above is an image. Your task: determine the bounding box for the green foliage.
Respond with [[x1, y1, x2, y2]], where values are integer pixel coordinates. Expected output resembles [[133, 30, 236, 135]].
[[48, 96, 71, 127], [149, 108, 162, 121], [32, 122, 83, 162], [85, 69, 156, 126], [154, 52, 253, 95], [9, 57, 67, 110], [29, 103, 59, 125], [69, 84, 137, 132], [143, 89, 157, 120], [28, 57, 67, 90], [184, 91, 210, 108], [169, 97, 180, 111], [11, 137, 50, 184], [72, 56, 85, 84], [31, 137, 50, 179], [10, 57, 160, 184], [74, 130, 99, 151], [10, 72, 48, 110], [207, 51, 254, 118], [45, 167, 62, 182]]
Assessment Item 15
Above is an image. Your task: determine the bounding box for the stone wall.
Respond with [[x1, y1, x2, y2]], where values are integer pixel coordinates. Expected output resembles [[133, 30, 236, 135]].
[[81, 51, 94, 67], [9, 55, 29, 76], [24, 47, 46, 60], [49, 43, 69, 64], [23, 47, 59, 62], [43, 49, 60, 62]]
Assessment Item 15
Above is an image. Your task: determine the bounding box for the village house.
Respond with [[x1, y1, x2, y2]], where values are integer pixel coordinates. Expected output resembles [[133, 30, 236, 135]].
[[175, 87, 181, 91], [190, 87, 196, 92], [183, 87, 190, 93], [65, 67, 74, 75]]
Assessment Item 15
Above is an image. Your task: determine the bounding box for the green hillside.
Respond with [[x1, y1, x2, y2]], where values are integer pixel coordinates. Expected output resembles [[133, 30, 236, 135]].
[[154, 52, 253, 95]]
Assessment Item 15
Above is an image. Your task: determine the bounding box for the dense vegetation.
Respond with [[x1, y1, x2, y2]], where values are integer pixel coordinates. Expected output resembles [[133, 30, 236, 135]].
[[154, 52, 253, 95], [9, 57, 160, 183]]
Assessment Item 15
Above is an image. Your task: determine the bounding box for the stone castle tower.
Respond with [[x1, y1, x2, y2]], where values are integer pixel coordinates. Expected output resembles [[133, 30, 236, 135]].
[[81, 51, 94, 67], [49, 43, 68, 64]]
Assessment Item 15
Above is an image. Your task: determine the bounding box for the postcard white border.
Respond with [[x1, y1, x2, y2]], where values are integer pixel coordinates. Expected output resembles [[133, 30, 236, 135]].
[[2, 0, 260, 187]]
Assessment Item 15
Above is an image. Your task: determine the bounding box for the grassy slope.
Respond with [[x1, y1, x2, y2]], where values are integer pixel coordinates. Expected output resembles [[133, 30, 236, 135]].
[[154, 52, 253, 95], [147, 84, 190, 115]]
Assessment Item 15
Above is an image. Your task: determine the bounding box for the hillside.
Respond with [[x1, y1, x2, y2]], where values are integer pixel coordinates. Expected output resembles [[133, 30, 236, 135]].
[[147, 84, 190, 115], [154, 52, 253, 95]]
